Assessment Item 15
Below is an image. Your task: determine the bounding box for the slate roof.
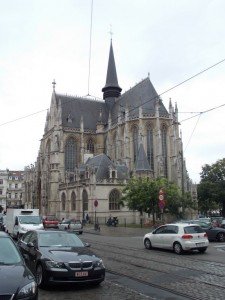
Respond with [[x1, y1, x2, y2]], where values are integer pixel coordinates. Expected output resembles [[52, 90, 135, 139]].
[[111, 77, 169, 125], [85, 154, 129, 181], [56, 95, 108, 130]]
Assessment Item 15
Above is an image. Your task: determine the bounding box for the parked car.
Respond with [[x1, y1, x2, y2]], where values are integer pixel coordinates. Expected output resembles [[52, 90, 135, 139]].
[[183, 220, 225, 242], [42, 215, 59, 229], [143, 223, 209, 254], [58, 219, 83, 234], [18, 230, 105, 288], [0, 231, 38, 299]]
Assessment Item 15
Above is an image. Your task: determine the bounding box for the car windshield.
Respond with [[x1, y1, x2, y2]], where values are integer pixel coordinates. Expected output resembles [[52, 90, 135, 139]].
[[39, 232, 84, 247], [0, 237, 22, 265], [19, 215, 42, 224], [184, 225, 205, 234]]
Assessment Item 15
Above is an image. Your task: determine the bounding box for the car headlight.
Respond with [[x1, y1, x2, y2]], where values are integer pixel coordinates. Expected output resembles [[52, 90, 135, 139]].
[[21, 227, 28, 231], [17, 281, 37, 298], [93, 259, 105, 269], [45, 260, 66, 269]]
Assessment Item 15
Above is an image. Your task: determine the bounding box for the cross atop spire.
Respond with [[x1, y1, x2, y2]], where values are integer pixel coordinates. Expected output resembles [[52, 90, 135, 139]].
[[52, 79, 56, 91], [109, 24, 113, 40]]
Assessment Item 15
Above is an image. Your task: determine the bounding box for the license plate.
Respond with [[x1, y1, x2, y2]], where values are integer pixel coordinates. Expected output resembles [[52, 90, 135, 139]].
[[75, 271, 88, 277], [196, 242, 205, 247]]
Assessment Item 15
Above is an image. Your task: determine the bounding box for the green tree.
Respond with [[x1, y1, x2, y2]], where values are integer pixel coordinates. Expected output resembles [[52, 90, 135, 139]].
[[198, 158, 225, 216], [121, 177, 189, 221]]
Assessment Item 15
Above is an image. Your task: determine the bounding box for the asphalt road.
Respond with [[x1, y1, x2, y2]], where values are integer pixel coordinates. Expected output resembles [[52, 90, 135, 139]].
[[38, 227, 225, 299]]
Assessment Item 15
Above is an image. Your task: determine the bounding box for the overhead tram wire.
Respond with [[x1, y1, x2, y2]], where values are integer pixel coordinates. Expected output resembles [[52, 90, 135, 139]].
[[110, 57, 225, 124], [0, 109, 48, 127], [0, 58, 225, 128]]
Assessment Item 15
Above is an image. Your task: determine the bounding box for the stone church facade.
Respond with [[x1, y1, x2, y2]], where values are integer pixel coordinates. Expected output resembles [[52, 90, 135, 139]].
[[32, 40, 192, 223]]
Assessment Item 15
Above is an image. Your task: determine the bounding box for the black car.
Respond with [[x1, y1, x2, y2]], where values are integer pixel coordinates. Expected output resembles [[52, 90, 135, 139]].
[[18, 230, 105, 288], [0, 231, 38, 299], [184, 220, 225, 242]]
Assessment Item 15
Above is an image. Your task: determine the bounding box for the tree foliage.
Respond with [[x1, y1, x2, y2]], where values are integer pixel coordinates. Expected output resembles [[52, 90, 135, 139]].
[[121, 177, 193, 219], [198, 158, 225, 216]]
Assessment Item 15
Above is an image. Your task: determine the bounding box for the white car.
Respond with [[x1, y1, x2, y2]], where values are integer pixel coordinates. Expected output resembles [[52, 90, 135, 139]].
[[143, 223, 209, 254], [58, 219, 83, 234]]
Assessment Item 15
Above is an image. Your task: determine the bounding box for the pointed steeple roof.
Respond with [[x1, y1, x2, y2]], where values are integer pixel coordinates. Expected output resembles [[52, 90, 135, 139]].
[[102, 40, 122, 100], [135, 143, 151, 172]]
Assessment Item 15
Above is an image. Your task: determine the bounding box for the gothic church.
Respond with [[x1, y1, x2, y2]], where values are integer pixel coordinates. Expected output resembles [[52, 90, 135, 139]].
[[35, 40, 189, 223]]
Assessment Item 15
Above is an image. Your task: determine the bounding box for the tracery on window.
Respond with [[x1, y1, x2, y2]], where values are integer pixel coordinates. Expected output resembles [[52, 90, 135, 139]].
[[71, 191, 76, 211], [147, 126, 154, 171], [133, 126, 138, 163], [87, 139, 94, 153], [61, 193, 66, 211], [109, 189, 120, 210], [161, 125, 168, 177], [65, 138, 77, 171]]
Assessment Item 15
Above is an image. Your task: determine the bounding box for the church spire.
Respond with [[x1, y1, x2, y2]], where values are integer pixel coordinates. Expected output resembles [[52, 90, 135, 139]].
[[102, 40, 122, 103]]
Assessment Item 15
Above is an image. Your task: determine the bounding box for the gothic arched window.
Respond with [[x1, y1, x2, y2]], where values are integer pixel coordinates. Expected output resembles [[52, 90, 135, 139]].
[[147, 126, 154, 171], [109, 189, 120, 210], [112, 132, 117, 160], [161, 125, 168, 177], [87, 139, 94, 153], [82, 190, 88, 213], [61, 193, 66, 211], [71, 191, 76, 211], [65, 138, 77, 171], [133, 126, 138, 163]]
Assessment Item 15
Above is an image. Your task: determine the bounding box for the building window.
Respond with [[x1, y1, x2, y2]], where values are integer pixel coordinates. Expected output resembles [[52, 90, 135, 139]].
[[71, 191, 76, 211], [87, 139, 94, 153], [61, 193, 66, 211], [0, 190, 2, 195], [0, 179, 3, 184], [65, 138, 77, 171], [9, 193, 11, 199], [15, 193, 18, 199], [109, 189, 120, 210], [133, 126, 138, 163], [15, 183, 18, 189], [161, 125, 168, 177], [82, 190, 88, 214], [147, 126, 154, 171]]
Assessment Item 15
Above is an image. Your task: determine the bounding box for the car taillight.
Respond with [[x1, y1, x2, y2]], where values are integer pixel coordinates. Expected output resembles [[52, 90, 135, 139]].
[[182, 234, 193, 239]]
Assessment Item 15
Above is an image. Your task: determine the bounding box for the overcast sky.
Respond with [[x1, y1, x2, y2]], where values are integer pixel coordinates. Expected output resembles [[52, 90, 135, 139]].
[[0, 0, 225, 183]]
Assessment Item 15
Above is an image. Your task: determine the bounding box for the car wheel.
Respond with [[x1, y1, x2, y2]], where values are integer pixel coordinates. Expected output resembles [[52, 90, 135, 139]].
[[36, 263, 48, 288], [79, 231, 83, 234], [217, 232, 225, 242], [198, 247, 207, 253], [144, 238, 152, 250], [173, 242, 183, 255]]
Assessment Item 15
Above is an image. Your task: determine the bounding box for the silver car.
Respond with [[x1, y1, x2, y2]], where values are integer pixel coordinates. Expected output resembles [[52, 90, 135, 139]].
[[58, 219, 83, 234], [143, 223, 209, 254]]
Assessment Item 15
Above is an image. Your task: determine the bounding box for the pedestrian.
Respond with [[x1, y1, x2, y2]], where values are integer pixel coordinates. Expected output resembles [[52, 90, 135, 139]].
[[86, 213, 89, 224]]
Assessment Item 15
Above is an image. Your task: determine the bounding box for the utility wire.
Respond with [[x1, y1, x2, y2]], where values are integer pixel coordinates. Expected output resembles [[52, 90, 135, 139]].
[[0, 58, 225, 128]]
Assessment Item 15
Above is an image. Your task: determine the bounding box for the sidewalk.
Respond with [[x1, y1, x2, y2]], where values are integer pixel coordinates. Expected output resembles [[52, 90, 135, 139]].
[[83, 224, 152, 237]]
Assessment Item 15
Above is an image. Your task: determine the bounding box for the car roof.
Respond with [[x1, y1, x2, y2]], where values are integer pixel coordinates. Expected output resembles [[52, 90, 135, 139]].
[[165, 223, 201, 227]]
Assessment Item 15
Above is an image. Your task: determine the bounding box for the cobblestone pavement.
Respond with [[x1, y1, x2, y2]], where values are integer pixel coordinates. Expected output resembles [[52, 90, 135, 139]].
[[38, 225, 225, 299], [38, 278, 151, 300]]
